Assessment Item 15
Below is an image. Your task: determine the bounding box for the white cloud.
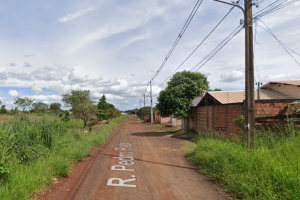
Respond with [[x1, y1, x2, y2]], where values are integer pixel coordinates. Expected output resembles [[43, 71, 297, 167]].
[[31, 94, 61, 101], [8, 69, 32, 81], [58, 6, 95, 23], [7, 63, 17, 67], [220, 70, 244, 83], [8, 89, 19, 98], [24, 54, 35, 57], [119, 34, 150, 49], [32, 64, 72, 81], [0, 67, 7, 80], [262, 71, 300, 82], [23, 62, 32, 68]]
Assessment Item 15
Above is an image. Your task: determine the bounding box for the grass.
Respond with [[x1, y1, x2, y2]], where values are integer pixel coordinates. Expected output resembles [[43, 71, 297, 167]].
[[185, 125, 300, 200], [0, 115, 128, 200]]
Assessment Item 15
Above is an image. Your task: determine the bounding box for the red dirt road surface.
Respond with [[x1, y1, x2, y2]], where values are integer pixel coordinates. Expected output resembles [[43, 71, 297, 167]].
[[36, 116, 233, 200]]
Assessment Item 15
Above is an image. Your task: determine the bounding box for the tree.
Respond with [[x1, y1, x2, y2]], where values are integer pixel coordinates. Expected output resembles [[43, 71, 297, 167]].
[[32, 102, 48, 115], [107, 107, 121, 122], [136, 107, 151, 120], [12, 107, 19, 114], [62, 90, 97, 127], [0, 105, 7, 114], [49, 103, 62, 113], [58, 110, 71, 122], [14, 97, 34, 112], [156, 71, 209, 130], [97, 95, 109, 121]]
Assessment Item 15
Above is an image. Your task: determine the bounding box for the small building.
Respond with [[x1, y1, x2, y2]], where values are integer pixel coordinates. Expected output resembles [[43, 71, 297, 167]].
[[188, 80, 300, 136], [155, 110, 182, 127]]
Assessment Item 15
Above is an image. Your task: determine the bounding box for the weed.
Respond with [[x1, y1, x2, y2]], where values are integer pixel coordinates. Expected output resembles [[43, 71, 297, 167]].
[[185, 125, 300, 200], [0, 115, 128, 199]]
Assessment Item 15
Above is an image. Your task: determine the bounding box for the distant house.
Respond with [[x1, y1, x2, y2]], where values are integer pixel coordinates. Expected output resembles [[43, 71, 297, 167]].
[[188, 80, 300, 136], [154, 110, 182, 127]]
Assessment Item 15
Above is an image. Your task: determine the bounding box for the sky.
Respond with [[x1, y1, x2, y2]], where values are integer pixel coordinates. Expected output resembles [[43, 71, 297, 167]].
[[0, 0, 300, 111]]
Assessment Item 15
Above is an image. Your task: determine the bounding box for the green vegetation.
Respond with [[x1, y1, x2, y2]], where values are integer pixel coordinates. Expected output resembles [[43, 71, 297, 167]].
[[62, 90, 98, 127], [136, 107, 151, 120], [0, 115, 128, 200], [0, 105, 7, 114], [185, 125, 300, 200], [14, 97, 34, 112], [31, 102, 48, 115], [157, 71, 209, 119], [49, 103, 62, 114]]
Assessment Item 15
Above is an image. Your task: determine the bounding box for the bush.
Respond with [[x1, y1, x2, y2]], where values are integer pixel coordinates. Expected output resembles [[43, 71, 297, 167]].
[[186, 125, 300, 199]]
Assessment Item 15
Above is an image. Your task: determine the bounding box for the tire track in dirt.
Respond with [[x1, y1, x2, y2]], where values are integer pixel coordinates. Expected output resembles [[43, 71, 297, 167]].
[[35, 116, 233, 200]]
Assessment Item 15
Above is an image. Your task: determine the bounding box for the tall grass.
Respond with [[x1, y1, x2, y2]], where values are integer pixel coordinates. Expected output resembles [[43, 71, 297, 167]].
[[186, 125, 300, 200], [0, 115, 128, 200]]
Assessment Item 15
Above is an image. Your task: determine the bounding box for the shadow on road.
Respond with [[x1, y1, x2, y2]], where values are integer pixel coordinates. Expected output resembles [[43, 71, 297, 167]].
[[131, 132, 193, 141], [98, 152, 198, 170]]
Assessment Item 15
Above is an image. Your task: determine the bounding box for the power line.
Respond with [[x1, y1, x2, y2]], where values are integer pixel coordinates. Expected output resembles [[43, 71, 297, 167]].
[[140, 0, 299, 102], [151, 0, 204, 81], [153, 6, 236, 91], [257, 19, 300, 67], [192, 25, 244, 72]]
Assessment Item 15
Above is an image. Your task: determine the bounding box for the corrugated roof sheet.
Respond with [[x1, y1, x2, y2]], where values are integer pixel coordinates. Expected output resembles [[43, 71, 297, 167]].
[[261, 80, 300, 88], [206, 89, 295, 104]]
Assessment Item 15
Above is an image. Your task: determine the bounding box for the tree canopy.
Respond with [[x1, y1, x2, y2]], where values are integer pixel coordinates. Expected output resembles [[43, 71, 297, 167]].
[[62, 90, 97, 127], [32, 102, 48, 115], [0, 105, 7, 114], [49, 103, 62, 113], [14, 97, 34, 112], [136, 107, 151, 120], [97, 95, 115, 121], [157, 71, 209, 119]]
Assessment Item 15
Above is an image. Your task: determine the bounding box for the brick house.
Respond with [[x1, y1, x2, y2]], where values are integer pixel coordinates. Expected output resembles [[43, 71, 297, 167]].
[[188, 80, 300, 136]]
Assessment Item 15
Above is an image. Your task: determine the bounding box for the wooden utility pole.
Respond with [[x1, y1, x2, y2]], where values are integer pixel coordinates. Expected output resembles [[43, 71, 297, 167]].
[[144, 94, 145, 107], [150, 81, 154, 124], [245, 0, 255, 150], [213, 0, 255, 149]]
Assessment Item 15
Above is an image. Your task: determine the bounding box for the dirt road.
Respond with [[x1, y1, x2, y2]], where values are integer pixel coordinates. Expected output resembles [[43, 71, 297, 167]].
[[36, 116, 232, 200]]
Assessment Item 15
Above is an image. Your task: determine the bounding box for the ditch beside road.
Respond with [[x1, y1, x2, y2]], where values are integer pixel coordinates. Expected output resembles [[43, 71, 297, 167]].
[[36, 116, 232, 200]]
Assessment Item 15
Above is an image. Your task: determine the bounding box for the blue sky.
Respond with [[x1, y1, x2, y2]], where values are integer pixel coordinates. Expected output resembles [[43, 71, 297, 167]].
[[0, 0, 300, 110]]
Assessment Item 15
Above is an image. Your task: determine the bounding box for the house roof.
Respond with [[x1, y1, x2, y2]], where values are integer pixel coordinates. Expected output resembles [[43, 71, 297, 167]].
[[198, 89, 295, 105], [192, 96, 203, 106], [261, 80, 300, 89]]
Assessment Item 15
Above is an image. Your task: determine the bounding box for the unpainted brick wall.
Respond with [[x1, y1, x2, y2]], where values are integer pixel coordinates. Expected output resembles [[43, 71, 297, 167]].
[[226, 104, 243, 135], [190, 104, 243, 136], [255, 102, 297, 117]]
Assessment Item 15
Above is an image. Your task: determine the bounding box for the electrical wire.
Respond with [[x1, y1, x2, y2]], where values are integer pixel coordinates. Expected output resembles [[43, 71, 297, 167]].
[[151, 0, 204, 81], [153, 6, 236, 91], [139, 0, 299, 102], [257, 19, 300, 67], [192, 25, 244, 72], [138, 0, 204, 102]]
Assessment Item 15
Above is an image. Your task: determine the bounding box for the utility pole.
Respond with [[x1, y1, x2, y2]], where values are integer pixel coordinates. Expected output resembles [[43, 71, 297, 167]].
[[213, 0, 255, 150], [256, 82, 262, 100], [245, 0, 255, 150], [150, 81, 154, 124], [144, 94, 145, 107]]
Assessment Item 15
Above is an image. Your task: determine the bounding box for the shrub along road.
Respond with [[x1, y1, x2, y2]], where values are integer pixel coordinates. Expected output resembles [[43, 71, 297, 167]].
[[36, 116, 232, 200]]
